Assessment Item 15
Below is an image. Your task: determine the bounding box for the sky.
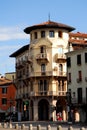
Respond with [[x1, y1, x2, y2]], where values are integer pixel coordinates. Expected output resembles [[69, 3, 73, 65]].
[[0, 0, 87, 75]]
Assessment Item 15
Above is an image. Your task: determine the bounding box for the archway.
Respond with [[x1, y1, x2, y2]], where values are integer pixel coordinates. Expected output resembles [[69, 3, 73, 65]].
[[38, 99, 49, 120], [56, 97, 67, 121]]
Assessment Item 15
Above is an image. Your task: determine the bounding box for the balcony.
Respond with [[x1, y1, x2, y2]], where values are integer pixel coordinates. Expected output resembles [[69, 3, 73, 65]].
[[27, 91, 66, 97], [55, 53, 66, 63], [27, 71, 66, 78], [16, 61, 24, 69], [36, 53, 49, 63], [25, 56, 32, 64]]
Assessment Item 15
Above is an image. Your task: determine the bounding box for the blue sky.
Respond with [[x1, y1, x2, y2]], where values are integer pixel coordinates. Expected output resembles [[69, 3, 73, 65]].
[[0, 0, 87, 75]]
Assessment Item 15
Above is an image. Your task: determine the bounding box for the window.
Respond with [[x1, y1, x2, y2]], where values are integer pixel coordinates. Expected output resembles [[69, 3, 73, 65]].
[[30, 33, 32, 40], [77, 54, 81, 65], [58, 31, 62, 38], [2, 98, 7, 105], [86, 88, 87, 103], [78, 70, 82, 81], [41, 31, 45, 38], [85, 53, 87, 63], [2, 87, 7, 94], [34, 32, 37, 39], [67, 57, 71, 67], [40, 46, 46, 53], [30, 82, 33, 91], [41, 64, 46, 72], [77, 88, 82, 103], [68, 73, 71, 82], [49, 30, 54, 37], [58, 47, 63, 54], [72, 92, 75, 98], [59, 64, 63, 75], [38, 80, 48, 92]]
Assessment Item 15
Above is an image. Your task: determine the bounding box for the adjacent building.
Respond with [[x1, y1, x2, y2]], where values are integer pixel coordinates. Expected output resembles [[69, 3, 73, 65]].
[[66, 32, 87, 123], [10, 20, 75, 121], [0, 76, 16, 121]]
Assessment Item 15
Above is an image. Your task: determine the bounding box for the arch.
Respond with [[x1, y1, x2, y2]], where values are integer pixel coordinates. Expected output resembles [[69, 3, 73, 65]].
[[56, 97, 67, 114], [38, 99, 49, 120]]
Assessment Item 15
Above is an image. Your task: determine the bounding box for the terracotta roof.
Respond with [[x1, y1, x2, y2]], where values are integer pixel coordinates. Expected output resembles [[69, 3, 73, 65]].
[[10, 44, 29, 57], [69, 39, 87, 45], [69, 32, 87, 38], [0, 77, 12, 86], [24, 20, 75, 34]]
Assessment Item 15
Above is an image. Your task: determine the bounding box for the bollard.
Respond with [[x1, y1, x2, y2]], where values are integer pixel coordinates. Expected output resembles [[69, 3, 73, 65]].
[[21, 124, 25, 130], [47, 125, 51, 130], [57, 125, 62, 130], [9, 122, 12, 128], [3, 123, 7, 128], [29, 124, 33, 130], [0, 123, 2, 128], [37, 125, 41, 130], [68, 126, 73, 130], [15, 123, 19, 129], [80, 127, 85, 130]]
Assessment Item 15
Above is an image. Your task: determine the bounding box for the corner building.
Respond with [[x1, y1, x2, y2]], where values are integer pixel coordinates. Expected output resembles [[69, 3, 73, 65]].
[[10, 20, 75, 121]]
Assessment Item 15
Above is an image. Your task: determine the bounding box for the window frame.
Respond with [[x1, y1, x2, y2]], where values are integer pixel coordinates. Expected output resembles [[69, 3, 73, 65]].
[[49, 30, 54, 37]]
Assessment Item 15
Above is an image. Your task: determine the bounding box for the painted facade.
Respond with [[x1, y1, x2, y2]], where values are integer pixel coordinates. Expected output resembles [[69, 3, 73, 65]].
[[0, 77, 16, 121]]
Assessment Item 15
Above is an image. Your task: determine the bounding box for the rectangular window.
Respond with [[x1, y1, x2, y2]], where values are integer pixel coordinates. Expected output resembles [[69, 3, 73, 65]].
[[2, 98, 7, 105], [85, 53, 87, 63], [67, 57, 71, 67], [86, 88, 87, 103], [40, 46, 46, 53], [68, 73, 71, 82], [78, 70, 82, 81], [77, 88, 82, 103], [41, 31, 45, 38], [41, 64, 46, 72], [34, 32, 37, 39], [38, 80, 48, 94], [58, 31, 62, 38], [77, 54, 81, 65], [2, 88, 7, 94], [49, 30, 54, 37]]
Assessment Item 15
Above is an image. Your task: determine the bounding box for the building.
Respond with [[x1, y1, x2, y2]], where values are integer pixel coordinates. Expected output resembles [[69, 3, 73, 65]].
[[10, 20, 75, 121], [5, 72, 16, 81], [66, 32, 87, 123], [0, 76, 16, 121], [69, 32, 87, 51]]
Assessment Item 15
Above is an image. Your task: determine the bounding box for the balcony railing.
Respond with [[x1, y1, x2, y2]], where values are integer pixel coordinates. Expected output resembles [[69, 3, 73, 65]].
[[26, 71, 66, 78], [36, 53, 49, 62], [25, 91, 67, 97], [55, 53, 66, 63]]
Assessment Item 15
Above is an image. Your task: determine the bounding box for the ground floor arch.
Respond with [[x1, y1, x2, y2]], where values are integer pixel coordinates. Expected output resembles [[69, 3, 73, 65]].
[[38, 99, 49, 120], [56, 97, 67, 121]]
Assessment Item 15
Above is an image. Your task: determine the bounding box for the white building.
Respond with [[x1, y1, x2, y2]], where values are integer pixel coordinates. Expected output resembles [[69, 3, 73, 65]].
[[10, 20, 75, 121], [66, 47, 87, 123]]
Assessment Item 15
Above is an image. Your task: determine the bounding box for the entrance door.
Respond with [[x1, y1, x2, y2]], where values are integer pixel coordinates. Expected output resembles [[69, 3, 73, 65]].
[[38, 99, 49, 120]]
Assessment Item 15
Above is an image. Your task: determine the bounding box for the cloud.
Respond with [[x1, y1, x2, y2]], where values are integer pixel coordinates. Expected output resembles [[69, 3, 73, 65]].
[[0, 26, 29, 41]]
